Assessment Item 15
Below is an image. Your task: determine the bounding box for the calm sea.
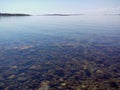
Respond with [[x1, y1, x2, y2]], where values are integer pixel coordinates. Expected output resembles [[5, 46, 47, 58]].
[[0, 15, 120, 90]]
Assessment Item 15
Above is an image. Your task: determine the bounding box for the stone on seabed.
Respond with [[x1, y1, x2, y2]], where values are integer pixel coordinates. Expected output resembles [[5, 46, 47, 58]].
[[38, 85, 51, 90]]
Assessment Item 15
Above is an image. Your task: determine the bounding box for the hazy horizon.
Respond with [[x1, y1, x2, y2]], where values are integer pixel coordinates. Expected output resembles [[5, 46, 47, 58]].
[[0, 0, 120, 15]]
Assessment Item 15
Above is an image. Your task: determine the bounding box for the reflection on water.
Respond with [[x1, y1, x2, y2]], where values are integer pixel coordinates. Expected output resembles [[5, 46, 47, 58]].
[[0, 15, 120, 90]]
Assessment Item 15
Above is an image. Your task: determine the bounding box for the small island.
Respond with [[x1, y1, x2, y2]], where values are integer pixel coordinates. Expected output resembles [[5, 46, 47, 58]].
[[0, 13, 31, 16], [42, 14, 84, 16]]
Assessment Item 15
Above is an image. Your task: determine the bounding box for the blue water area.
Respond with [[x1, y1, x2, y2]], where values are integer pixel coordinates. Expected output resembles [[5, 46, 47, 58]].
[[0, 15, 120, 90]]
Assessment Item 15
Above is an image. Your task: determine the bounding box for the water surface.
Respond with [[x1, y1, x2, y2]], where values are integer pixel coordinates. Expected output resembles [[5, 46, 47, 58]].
[[0, 15, 120, 90]]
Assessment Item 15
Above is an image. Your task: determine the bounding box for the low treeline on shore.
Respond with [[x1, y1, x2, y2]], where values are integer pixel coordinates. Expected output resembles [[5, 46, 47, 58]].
[[0, 13, 30, 16]]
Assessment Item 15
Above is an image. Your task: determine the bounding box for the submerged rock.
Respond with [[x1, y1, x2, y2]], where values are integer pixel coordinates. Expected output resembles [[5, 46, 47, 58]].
[[8, 75, 16, 79], [11, 65, 18, 69], [38, 85, 51, 90], [38, 81, 51, 90], [29, 65, 37, 69], [17, 77, 27, 82], [61, 83, 67, 86]]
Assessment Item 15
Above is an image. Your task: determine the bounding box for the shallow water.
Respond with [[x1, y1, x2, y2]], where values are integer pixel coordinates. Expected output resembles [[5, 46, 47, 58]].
[[0, 15, 120, 90]]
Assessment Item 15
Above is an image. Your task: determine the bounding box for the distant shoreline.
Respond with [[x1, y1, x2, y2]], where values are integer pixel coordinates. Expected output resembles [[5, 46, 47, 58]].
[[41, 14, 84, 16], [1, 13, 119, 17], [0, 13, 31, 16], [0, 13, 84, 17], [0, 13, 85, 17]]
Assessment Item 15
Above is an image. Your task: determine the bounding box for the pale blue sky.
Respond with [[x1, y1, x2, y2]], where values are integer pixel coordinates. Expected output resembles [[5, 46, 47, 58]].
[[0, 0, 120, 14]]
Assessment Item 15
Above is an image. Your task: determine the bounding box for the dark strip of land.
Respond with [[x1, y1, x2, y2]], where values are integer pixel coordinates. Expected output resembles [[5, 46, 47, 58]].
[[42, 14, 84, 16], [0, 13, 31, 16]]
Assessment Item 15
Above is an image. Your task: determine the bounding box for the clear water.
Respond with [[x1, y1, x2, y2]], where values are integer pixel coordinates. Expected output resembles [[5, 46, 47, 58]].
[[0, 15, 120, 90], [0, 15, 120, 47]]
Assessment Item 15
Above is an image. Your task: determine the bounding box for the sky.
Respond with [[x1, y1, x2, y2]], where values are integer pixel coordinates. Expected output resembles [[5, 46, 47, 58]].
[[0, 0, 120, 15]]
